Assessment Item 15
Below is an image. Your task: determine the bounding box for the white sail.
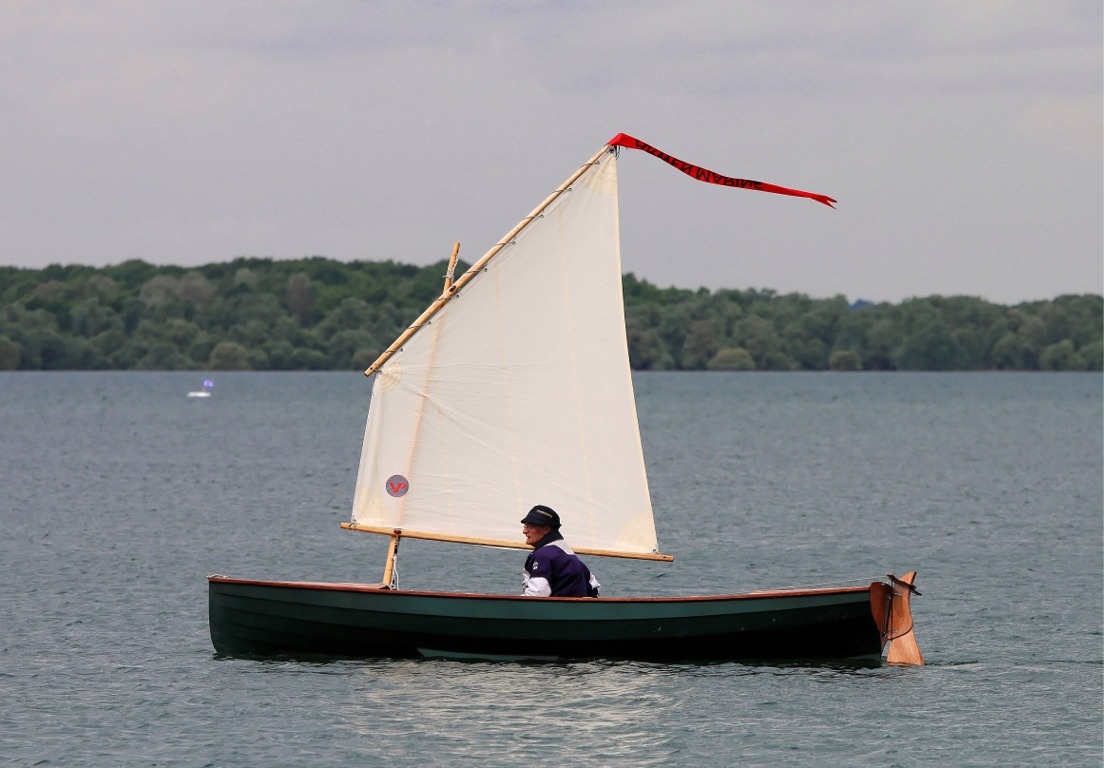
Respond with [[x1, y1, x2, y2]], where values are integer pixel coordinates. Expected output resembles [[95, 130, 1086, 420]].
[[350, 149, 660, 557]]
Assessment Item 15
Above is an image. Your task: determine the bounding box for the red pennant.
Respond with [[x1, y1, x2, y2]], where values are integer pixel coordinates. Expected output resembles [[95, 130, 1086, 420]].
[[608, 133, 836, 208]]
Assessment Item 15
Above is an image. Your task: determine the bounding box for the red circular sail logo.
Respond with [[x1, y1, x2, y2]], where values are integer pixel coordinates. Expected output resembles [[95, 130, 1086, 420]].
[[385, 474, 409, 497]]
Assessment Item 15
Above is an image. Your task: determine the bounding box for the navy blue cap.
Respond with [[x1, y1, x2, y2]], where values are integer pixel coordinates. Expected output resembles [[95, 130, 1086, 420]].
[[520, 505, 561, 528]]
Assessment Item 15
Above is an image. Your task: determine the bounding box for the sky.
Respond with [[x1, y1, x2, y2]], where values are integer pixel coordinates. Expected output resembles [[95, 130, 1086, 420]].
[[1, 1, 1101, 305]]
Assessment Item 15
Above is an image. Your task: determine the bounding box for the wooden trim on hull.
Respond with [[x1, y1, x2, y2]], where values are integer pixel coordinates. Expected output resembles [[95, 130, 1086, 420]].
[[207, 576, 907, 663], [208, 575, 871, 602]]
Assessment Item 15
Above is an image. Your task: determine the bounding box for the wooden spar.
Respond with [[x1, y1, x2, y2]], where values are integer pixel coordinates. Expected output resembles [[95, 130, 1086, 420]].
[[381, 530, 401, 588], [340, 522, 675, 562], [363, 143, 615, 377], [442, 242, 460, 294]]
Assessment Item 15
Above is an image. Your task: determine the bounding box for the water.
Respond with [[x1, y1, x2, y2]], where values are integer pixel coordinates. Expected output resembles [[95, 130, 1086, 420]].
[[2, 371, 1101, 766]]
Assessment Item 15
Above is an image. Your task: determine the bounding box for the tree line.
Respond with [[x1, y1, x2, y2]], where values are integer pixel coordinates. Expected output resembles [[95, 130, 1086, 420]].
[[0, 257, 1100, 372]]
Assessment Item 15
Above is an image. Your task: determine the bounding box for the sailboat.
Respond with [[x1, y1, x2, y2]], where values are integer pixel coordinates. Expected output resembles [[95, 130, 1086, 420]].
[[188, 379, 214, 398], [208, 134, 923, 664]]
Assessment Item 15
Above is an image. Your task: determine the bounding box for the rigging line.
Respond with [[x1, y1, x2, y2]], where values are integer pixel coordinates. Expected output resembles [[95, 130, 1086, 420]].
[[884, 616, 915, 641], [744, 576, 881, 592]]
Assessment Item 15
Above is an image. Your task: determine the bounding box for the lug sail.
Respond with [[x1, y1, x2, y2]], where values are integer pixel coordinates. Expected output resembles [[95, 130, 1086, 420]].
[[350, 148, 663, 558]]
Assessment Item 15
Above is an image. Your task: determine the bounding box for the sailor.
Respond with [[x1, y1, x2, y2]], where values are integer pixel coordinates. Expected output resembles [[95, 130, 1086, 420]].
[[520, 505, 601, 598]]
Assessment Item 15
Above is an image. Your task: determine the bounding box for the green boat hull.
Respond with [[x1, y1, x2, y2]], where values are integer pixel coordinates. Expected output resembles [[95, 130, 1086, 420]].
[[208, 576, 894, 662]]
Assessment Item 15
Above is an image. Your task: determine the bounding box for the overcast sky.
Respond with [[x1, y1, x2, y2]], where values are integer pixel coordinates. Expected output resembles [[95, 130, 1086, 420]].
[[2, 1, 1101, 304]]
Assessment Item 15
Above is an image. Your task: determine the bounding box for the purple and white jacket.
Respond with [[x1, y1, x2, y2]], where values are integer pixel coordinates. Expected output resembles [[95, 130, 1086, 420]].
[[522, 531, 601, 597]]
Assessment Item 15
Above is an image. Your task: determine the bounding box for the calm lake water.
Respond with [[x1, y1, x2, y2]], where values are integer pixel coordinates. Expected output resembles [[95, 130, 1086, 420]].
[[2, 371, 1101, 766]]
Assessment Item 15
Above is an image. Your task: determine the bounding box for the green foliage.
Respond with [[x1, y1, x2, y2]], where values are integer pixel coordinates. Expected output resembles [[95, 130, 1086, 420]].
[[0, 334, 21, 369], [209, 341, 253, 370], [708, 347, 756, 371], [0, 258, 1099, 371], [828, 349, 862, 371]]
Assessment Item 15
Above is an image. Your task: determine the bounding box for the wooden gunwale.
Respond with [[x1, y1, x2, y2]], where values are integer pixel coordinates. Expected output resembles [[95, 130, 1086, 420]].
[[207, 575, 871, 602]]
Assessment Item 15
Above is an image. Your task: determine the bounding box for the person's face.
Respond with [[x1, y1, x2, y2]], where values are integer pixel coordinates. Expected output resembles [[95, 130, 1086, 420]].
[[522, 523, 551, 547]]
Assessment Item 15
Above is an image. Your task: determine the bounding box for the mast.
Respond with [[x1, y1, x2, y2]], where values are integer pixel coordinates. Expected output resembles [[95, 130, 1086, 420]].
[[442, 242, 460, 293]]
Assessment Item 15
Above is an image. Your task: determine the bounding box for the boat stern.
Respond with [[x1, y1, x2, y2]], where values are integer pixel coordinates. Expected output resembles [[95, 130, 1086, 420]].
[[870, 571, 924, 666]]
